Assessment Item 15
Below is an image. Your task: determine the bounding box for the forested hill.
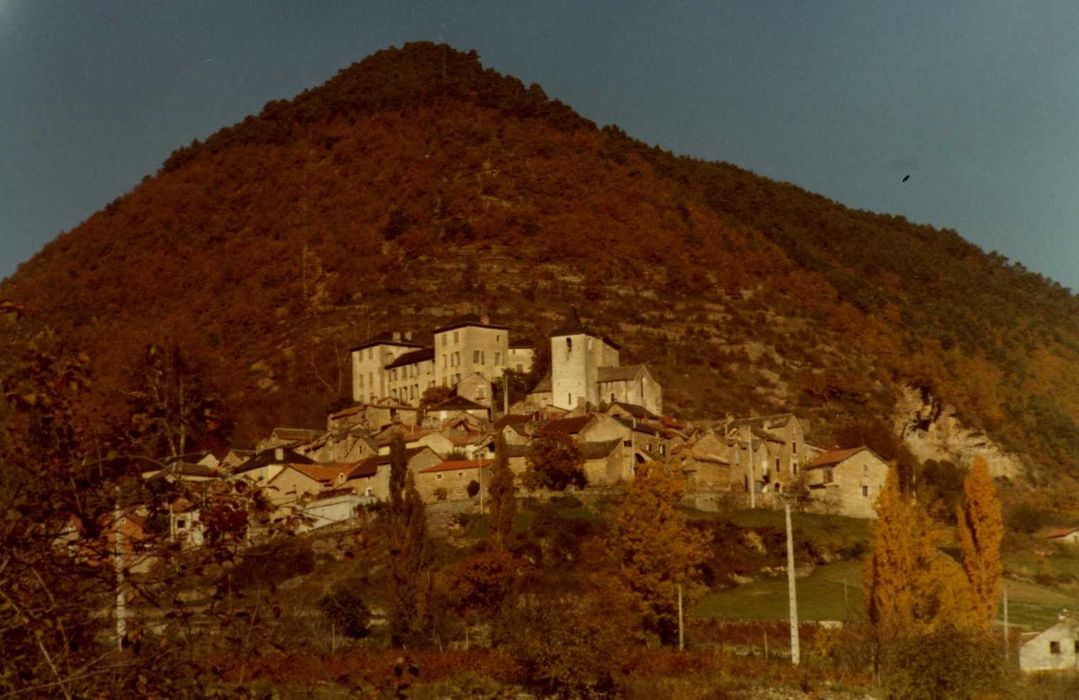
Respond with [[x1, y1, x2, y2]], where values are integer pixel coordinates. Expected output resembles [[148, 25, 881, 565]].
[[2, 42, 1077, 478]]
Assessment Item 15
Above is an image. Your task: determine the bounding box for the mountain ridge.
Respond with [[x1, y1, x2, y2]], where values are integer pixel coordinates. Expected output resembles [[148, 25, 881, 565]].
[[3, 42, 1076, 481]]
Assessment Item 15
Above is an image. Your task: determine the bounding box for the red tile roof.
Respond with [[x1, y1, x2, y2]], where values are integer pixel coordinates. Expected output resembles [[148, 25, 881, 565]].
[[1045, 527, 1079, 540], [805, 446, 869, 470], [419, 459, 493, 474]]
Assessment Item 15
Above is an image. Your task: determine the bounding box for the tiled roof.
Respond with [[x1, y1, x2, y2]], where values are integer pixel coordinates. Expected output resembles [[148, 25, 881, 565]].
[[433, 395, 488, 411], [234, 448, 315, 474], [613, 416, 660, 436], [349, 447, 434, 479], [350, 332, 424, 352], [805, 446, 869, 470], [597, 365, 646, 383], [538, 415, 594, 436], [608, 401, 658, 419], [385, 347, 435, 369], [1044, 527, 1079, 540], [432, 315, 509, 333], [419, 459, 493, 474], [282, 462, 356, 484], [494, 414, 530, 430]]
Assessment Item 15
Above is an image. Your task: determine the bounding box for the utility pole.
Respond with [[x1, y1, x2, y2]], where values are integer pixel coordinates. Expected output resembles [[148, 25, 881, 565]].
[[113, 504, 127, 651], [785, 504, 800, 665], [502, 372, 509, 417]]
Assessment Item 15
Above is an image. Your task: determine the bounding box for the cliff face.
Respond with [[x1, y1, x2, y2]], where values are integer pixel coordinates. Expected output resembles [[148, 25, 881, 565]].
[[1, 42, 1076, 477], [893, 386, 1025, 479]]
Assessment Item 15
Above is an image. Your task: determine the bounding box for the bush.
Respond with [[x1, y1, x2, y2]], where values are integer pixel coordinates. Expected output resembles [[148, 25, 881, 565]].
[[466, 480, 480, 498], [881, 628, 1005, 700], [319, 580, 371, 638]]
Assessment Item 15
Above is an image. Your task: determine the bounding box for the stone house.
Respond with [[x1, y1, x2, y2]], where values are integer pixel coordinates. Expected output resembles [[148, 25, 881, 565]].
[[350, 332, 429, 404], [456, 372, 494, 407], [803, 446, 889, 519], [415, 459, 492, 502], [678, 431, 732, 491], [264, 462, 354, 508], [1020, 614, 1079, 672], [724, 414, 810, 496], [344, 446, 442, 501], [424, 395, 491, 425], [300, 490, 370, 531], [546, 309, 663, 416], [327, 402, 420, 432]]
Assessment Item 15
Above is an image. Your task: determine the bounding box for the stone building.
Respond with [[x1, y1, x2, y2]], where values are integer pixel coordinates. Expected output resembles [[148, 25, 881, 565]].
[[1020, 614, 1079, 673], [349, 316, 534, 407], [544, 309, 663, 416], [415, 459, 492, 502], [803, 446, 889, 519], [724, 414, 810, 497]]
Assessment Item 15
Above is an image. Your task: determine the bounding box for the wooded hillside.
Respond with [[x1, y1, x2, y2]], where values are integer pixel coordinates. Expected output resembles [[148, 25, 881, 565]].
[[3, 42, 1076, 478]]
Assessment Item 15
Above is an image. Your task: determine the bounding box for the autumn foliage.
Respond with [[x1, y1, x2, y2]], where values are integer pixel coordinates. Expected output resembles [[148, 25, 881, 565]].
[[957, 456, 1004, 629]]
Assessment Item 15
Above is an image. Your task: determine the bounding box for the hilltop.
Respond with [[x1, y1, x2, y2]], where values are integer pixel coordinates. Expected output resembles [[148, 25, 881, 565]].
[[2, 42, 1077, 482]]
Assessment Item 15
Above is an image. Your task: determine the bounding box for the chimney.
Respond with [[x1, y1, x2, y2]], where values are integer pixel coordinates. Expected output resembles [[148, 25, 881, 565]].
[[392, 331, 401, 341], [404, 331, 413, 341], [480, 313, 491, 325]]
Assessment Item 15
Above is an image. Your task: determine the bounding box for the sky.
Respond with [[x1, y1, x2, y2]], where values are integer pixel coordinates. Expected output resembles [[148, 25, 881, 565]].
[[1, 1, 1077, 291]]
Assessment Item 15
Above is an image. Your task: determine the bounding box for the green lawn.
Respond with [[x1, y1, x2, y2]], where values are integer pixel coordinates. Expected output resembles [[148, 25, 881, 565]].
[[693, 556, 1079, 630]]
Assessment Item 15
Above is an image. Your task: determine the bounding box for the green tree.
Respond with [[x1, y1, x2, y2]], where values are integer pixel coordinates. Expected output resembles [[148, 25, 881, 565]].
[[610, 460, 710, 644], [956, 456, 1004, 630], [319, 579, 371, 639], [488, 431, 517, 547], [524, 434, 586, 492], [386, 435, 431, 647]]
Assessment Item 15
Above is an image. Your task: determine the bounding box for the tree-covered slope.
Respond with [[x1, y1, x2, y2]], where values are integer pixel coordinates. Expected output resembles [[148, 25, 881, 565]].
[[2, 42, 1076, 477]]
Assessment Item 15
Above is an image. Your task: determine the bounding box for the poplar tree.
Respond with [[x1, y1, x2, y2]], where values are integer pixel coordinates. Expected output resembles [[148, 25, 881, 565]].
[[487, 431, 516, 549], [956, 456, 1004, 630], [866, 465, 976, 641], [611, 461, 710, 645], [386, 435, 431, 647]]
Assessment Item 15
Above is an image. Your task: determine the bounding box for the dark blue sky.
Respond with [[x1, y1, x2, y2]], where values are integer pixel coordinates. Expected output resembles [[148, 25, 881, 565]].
[[2, 1, 1077, 290]]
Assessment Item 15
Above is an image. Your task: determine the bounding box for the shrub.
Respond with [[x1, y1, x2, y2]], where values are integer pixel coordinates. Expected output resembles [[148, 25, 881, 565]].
[[319, 580, 372, 639], [881, 628, 1005, 700], [466, 480, 480, 498]]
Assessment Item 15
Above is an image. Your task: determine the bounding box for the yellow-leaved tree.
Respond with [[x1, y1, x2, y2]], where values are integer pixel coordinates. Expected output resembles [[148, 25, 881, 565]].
[[956, 456, 1004, 630], [611, 460, 711, 645], [866, 465, 976, 641]]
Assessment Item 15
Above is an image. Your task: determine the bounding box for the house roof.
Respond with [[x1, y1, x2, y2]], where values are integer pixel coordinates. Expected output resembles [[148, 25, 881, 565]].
[[234, 448, 315, 474], [597, 365, 647, 383], [385, 347, 435, 369], [613, 416, 661, 436], [1044, 527, 1079, 540], [538, 415, 595, 437], [350, 332, 425, 353], [805, 446, 871, 470], [432, 315, 509, 334], [274, 462, 356, 484], [433, 395, 488, 412], [349, 447, 436, 480], [144, 461, 220, 481], [419, 459, 494, 474], [494, 414, 530, 430], [530, 375, 552, 393], [271, 427, 325, 443], [608, 401, 658, 420]]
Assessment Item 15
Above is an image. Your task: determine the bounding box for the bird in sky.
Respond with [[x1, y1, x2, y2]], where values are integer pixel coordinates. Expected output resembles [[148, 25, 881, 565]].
[[902, 174, 911, 182]]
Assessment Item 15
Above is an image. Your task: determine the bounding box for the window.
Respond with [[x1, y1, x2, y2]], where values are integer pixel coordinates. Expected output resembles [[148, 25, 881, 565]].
[[443, 354, 447, 368], [566, 337, 573, 352], [1050, 641, 1061, 654], [516, 364, 523, 372], [454, 352, 460, 366], [792, 441, 797, 453], [436, 474, 443, 480], [453, 331, 459, 343], [368, 349, 373, 360], [494, 352, 501, 365], [824, 468, 834, 484], [776, 457, 781, 472], [568, 393, 572, 406], [442, 334, 447, 346], [623, 439, 632, 447], [359, 375, 364, 388], [1074, 640, 1079, 653], [862, 485, 869, 497]]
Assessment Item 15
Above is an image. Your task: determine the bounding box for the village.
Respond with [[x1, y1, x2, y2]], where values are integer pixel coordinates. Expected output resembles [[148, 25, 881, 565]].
[[142, 310, 890, 548]]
